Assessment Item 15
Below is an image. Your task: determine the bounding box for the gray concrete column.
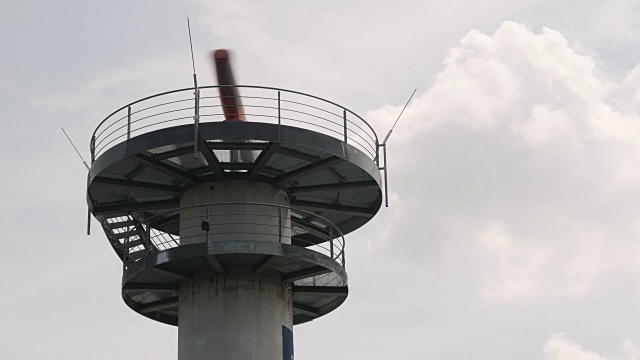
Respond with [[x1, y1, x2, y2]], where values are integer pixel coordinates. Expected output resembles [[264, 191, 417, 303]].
[[178, 180, 294, 360], [178, 272, 293, 360]]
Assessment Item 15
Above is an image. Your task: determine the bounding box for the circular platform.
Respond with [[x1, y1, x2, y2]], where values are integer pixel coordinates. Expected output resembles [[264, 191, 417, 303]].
[[87, 85, 383, 324], [120, 202, 348, 325]]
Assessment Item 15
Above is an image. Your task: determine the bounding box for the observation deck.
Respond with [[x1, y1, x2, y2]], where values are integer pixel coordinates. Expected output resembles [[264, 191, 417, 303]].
[[87, 85, 385, 325]]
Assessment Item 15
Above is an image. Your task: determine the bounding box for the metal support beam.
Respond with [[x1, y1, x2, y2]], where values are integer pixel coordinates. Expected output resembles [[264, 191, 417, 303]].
[[291, 218, 328, 239], [302, 211, 324, 223], [139, 296, 179, 314], [247, 142, 280, 181], [292, 286, 348, 297], [155, 213, 180, 228], [92, 177, 182, 195], [275, 156, 343, 185], [292, 302, 319, 317], [125, 164, 146, 180], [93, 199, 180, 215], [207, 142, 268, 151], [153, 146, 195, 160], [198, 140, 226, 181], [133, 153, 198, 185], [262, 166, 285, 177], [253, 255, 278, 273], [126, 147, 196, 180], [137, 221, 151, 251], [327, 167, 346, 182], [282, 266, 330, 282], [290, 199, 374, 217], [276, 147, 321, 163], [289, 180, 379, 195], [206, 255, 225, 273]]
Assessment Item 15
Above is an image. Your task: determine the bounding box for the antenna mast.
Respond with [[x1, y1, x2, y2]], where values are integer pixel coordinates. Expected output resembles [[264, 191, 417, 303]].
[[187, 17, 198, 88], [383, 88, 417, 145], [61, 127, 89, 171], [379, 88, 417, 208]]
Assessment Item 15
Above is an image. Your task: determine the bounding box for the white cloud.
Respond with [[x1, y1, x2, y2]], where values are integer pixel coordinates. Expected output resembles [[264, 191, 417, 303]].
[[367, 21, 616, 144], [544, 333, 609, 360], [478, 222, 551, 303], [366, 21, 640, 305], [622, 339, 640, 360], [543, 333, 640, 360], [511, 103, 576, 145]]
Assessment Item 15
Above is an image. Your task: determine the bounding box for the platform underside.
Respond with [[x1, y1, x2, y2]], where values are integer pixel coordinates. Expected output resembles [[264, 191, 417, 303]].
[[88, 122, 382, 257], [122, 240, 348, 325]]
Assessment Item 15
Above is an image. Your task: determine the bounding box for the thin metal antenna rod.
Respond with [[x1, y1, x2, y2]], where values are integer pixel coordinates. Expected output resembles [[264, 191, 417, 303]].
[[379, 88, 417, 209], [187, 17, 197, 80], [187, 17, 200, 157], [61, 127, 89, 171], [383, 88, 417, 145]]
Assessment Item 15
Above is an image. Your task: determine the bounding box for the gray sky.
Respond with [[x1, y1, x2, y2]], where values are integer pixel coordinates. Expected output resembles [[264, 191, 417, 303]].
[[2, 0, 640, 358]]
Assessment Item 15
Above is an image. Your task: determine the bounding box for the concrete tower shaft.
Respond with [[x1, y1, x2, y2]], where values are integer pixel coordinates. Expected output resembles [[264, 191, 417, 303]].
[[179, 271, 293, 359], [179, 181, 294, 359]]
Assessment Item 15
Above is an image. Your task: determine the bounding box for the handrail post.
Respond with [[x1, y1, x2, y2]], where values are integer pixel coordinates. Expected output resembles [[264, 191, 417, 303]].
[[86, 207, 91, 236], [277, 91, 281, 141], [144, 221, 151, 253], [384, 143, 389, 207], [343, 109, 347, 144], [90, 135, 95, 163], [205, 208, 210, 243], [375, 140, 380, 167], [123, 229, 129, 272], [342, 236, 345, 269], [278, 207, 282, 243], [127, 106, 131, 140], [330, 226, 334, 260], [193, 85, 200, 156]]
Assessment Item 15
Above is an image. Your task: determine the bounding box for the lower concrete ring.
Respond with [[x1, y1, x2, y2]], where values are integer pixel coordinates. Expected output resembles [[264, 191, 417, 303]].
[[121, 240, 348, 326]]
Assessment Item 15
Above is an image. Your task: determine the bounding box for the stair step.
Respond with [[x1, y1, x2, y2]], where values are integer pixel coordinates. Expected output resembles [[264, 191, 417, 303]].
[[117, 239, 144, 250]]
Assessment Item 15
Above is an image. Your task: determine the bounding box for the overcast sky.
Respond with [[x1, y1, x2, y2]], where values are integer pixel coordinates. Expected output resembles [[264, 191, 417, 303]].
[[3, 0, 640, 359]]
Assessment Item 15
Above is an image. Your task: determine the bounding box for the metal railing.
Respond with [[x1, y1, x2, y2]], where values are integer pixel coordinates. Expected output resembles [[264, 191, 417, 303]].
[[121, 202, 346, 285], [90, 85, 379, 162]]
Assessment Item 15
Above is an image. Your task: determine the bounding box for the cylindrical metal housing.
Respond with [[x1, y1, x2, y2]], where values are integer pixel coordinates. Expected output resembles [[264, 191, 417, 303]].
[[180, 180, 291, 244]]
